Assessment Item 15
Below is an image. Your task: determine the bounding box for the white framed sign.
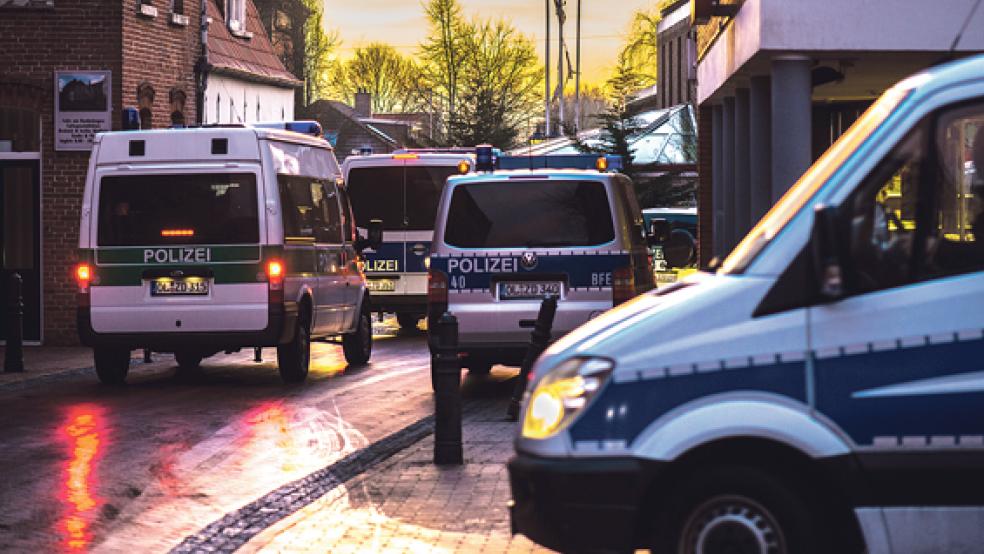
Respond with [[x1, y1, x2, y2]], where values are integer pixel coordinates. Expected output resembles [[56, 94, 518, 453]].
[[54, 70, 112, 151]]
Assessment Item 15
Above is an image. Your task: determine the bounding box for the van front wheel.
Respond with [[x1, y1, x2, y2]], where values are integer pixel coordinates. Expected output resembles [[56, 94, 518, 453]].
[[343, 306, 372, 366], [94, 347, 130, 385], [278, 316, 310, 383]]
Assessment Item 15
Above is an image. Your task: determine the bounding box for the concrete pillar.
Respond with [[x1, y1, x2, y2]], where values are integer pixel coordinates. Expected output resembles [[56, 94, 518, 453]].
[[711, 104, 724, 259], [771, 56, 812, 202], [749, 75, 772, 223], [721, 96, 736, 252], [734, 87, 751, 241]]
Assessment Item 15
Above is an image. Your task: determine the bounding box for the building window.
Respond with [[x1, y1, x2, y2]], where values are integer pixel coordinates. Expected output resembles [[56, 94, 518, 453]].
[[227, 0, 245, 33], [171, 0, 183, 14], [137, 82, 155, 129], [169, 88, 187, 127]]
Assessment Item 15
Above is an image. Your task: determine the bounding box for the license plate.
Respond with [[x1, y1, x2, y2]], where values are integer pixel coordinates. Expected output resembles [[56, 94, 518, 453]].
[[366, 279, 397, 292], [498, 281, 562, 300], [151, 278, 210, 296]]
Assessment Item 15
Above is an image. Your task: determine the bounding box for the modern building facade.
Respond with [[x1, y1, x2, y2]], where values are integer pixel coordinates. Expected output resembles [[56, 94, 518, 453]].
[[693, 0, 984, 265], [0, 0, 297, 344]]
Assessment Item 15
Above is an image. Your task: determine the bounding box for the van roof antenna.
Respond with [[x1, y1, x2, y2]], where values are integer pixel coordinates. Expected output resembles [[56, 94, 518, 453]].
[[949, 0, 982, 52]]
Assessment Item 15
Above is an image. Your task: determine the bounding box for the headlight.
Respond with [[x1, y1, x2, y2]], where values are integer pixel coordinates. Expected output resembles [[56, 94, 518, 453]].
[[522, 357, 613, 440]]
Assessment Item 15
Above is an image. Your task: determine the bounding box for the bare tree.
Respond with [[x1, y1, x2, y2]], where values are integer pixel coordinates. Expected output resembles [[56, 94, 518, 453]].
[[302, 0, 341, 104], [330, 43, 428, 114], [419, 0, 466, 137]]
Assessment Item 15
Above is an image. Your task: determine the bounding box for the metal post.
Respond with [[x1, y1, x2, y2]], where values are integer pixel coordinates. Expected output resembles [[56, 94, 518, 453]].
[[143, 349, 152, 363], [433, 312, 462, 465], [574, 0, 581, 132], [4, 273, 25, 373], [254, 347, 262, 362], [507, 295, 558, 421], [734, 87, 751, 240]]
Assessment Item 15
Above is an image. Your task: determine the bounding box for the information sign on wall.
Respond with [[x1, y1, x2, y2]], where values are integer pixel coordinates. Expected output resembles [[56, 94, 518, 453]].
[[54, 70, 112, 151]]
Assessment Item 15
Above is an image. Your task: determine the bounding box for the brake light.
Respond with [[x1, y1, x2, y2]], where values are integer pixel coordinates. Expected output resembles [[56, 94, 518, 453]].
[[613, 266, 635, 306], [267, 260, 284, 289], [76, 263, 92, 307], [428, 268, 448, 305]]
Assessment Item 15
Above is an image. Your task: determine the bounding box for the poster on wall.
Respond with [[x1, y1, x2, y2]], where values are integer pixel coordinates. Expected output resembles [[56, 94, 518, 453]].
[[54, 70, 112, 151]]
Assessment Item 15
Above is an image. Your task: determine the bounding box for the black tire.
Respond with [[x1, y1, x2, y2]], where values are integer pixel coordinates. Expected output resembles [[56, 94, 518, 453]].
[[174, 350, 203, 370], [343, 305, 372, 366], [94, 347, 130, 385], [278, 313, 311, 383], [396, 312, 422, 332], [652, 466, 822, 554]]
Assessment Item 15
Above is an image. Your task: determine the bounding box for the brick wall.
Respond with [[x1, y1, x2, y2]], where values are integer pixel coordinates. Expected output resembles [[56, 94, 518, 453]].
[[0, 0, 201, 344]]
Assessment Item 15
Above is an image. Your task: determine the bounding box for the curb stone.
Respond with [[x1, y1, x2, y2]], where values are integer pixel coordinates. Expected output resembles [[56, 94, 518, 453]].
[[170, 414, 436, 553]]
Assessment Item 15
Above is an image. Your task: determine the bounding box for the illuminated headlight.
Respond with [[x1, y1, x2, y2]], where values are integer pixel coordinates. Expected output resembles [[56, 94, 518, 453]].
[[424, 256, 431, 270], [522, 357, 613, 440]]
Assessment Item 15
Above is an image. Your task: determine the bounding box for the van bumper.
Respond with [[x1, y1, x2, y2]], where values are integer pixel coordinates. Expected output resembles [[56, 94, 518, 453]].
[[507, 454, 659, 552], [77, 301, 298, 350]]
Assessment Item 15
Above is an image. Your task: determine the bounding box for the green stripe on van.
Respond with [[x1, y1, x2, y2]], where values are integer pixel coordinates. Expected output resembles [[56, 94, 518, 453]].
[[95, 245, 261, 265], [93, 263, 263, 287]]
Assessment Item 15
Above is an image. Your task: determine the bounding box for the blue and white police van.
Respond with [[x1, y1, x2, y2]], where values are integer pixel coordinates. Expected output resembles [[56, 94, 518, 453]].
[[509, 55, 984, 553], [428, 150, 654, 377], [342, 150, 472, 331]]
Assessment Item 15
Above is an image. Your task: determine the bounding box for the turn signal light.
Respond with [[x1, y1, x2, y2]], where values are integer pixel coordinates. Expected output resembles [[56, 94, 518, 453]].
[[595, 157, 608, 171], [457, 160, 470, 174]]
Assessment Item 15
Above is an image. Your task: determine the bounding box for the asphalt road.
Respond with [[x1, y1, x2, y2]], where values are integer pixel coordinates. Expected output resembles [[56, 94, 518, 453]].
[[0, 322, 512, 553]]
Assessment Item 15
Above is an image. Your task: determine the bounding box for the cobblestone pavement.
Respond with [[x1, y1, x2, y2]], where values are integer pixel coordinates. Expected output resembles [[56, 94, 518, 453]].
[[242, 377, 554, 554]]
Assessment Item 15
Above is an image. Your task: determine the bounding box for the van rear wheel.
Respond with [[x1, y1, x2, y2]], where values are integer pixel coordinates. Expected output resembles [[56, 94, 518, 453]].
[[278, 316, 310, 383], [94, 347, 130, 385], [343, 306, 373, 366]]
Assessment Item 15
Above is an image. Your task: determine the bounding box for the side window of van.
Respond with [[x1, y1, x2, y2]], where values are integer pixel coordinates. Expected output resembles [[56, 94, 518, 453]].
[[278, 175, 328, 241], [337, 186, 356, 243], [844, 126, 924, 293], [923, 102, 984, 278], [320, 181, 344, 244]]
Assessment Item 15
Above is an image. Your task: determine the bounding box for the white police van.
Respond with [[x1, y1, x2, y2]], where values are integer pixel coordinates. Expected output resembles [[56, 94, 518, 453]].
[[428, 149, 655, 378], [342, 150, 472, 331], [77, 122, 381, 385], [509, 56, 984, 554]]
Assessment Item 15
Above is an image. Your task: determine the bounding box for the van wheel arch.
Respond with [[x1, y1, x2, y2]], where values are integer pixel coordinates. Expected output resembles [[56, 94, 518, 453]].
[[638, 437, 865, 553]]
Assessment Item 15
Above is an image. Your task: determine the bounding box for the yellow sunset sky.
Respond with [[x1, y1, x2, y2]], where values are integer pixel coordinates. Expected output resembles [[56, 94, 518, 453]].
[[322, 0, 655, 87]]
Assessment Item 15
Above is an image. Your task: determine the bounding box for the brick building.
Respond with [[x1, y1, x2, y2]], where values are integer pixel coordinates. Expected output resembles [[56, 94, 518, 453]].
[[0, 0, 297, 345], [302, 92, 417, 162]]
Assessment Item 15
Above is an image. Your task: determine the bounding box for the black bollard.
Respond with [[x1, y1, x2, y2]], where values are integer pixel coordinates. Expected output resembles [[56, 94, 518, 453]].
[[4, 273, 25, 373], [507, 295, 558, 421], [254, 347, 262, 362], [143, 349, 153, 363], [432, 311, 463, 465]]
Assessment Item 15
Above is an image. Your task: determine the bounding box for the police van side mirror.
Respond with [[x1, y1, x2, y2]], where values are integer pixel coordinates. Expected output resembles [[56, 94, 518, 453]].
[[812, 204, 845, 301], [648, 219, 671, 247], [367, 219, 383, 249], [354, 219, 383, 253]]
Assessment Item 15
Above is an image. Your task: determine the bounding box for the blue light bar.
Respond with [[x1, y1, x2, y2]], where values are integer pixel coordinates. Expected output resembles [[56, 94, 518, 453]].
[[252, 121, 324, 138]]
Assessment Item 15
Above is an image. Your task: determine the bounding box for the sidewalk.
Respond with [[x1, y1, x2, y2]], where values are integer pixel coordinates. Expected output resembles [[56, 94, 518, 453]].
[[0, 345, 98, 388], [242, 378, 553, 553]]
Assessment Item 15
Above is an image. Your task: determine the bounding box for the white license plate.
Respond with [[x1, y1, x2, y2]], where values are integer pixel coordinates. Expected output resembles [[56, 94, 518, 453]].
[[498, 281, 562, 300], [366, 279, 397, 292], [151, 278, 209, 296]]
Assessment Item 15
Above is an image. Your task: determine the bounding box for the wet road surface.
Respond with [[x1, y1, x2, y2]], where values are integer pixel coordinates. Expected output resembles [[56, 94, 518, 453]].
[[0, 322, 510, 552]]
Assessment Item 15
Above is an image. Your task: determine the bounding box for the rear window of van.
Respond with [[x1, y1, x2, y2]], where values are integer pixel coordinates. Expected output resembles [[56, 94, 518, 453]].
[[443, 180, 614, 248], [97, 173, 259, 246]]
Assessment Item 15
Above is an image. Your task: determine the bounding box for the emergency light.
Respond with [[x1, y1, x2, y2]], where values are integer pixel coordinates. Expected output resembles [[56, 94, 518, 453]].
[[122, 107, 140, 131], [252, 121, 324, 138], [475, 144, 495, 172]]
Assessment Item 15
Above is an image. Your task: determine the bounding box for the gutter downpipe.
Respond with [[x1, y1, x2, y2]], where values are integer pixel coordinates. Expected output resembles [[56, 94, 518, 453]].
[[195, 0, 210, 125]]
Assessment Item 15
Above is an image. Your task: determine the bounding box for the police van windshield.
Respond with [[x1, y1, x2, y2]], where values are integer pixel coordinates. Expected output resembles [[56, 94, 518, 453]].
[[347, 165, 459, 231], [97, 173, 259, 246], [443, 180, 614, 248]]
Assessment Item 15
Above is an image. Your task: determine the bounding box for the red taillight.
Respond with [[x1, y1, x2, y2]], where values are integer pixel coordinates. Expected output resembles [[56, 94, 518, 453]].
[[267, 260, 284, 289], [428, 268, 448, 305], [613, 266, 635, 306], [76, 263, 92, 307]]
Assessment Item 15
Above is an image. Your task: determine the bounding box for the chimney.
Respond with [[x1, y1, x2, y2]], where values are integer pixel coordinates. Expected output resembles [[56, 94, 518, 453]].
[[354, 89, 371, 118]]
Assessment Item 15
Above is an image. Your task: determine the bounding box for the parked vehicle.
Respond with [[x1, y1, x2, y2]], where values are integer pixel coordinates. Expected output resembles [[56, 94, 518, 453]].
[[428, 150, 654, 380], [643, 206, 698, 282], [342, 150, 472, 331], [77, 122, 381, 384], [509, 55, 984, 553]]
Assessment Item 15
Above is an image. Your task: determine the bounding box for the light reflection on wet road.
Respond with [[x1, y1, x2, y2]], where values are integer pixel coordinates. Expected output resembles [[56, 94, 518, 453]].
[[0, 322, 451, 552]]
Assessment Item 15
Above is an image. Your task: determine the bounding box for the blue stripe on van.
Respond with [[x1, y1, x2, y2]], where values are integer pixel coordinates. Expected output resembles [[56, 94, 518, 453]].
[[361, 241, 404, 273], [569, 359, 807, 447], [429, 252, 630, 291]]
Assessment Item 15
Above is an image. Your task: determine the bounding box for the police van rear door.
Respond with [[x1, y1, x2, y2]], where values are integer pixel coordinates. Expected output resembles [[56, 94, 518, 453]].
[[347, 157, 460, 296]]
